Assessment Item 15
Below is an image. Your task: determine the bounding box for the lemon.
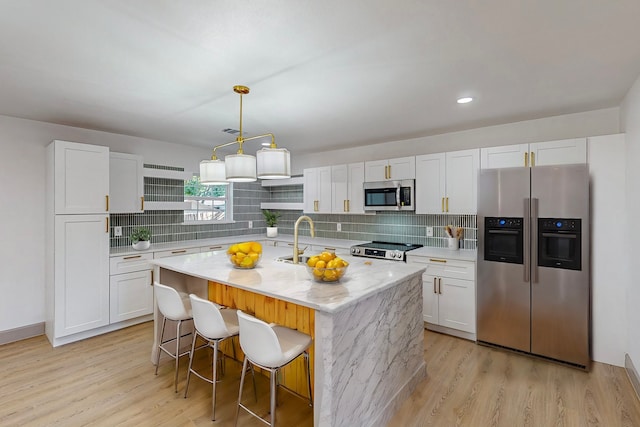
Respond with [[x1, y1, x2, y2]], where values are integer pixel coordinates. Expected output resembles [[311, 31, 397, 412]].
[[307, 256, 319, 267], [250, 242, 262, 254]]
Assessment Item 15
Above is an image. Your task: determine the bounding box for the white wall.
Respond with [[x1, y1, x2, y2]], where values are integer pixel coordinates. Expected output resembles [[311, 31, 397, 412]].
[[293, 108, 620, 173], [0, 115, 210, 332], [621, 74, 640, 372]]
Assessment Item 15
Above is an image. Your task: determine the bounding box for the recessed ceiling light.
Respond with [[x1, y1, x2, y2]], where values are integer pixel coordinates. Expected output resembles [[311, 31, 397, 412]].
[[457, 97, 473, 104]]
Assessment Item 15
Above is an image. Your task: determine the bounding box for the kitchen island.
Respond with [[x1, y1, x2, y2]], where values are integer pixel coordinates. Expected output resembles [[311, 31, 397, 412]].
[[150, 245, 426, 427]]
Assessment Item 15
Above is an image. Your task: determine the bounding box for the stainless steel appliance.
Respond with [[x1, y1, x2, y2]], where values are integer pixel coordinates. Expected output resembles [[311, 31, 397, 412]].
[[350, 241, 422, 261], [477, 164, 590, 369], [363, 180, 415, 211]]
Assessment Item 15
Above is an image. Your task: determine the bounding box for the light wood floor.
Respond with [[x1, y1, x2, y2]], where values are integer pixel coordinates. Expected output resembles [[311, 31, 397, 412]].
[[1, 322, 639, 427]]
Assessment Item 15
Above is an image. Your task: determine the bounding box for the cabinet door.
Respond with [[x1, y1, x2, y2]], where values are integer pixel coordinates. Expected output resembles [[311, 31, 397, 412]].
[[110, 270, 153, 323], [388, 156, 415, 180], [331, 164, 348, 213], [304, 166, 331, 213], [445, 149, 480, 214], [54, 215, 110, 337], [347, 162, 365, 213], [54, 140, 110, 214], [438, 277, 476, 333], [422, 273, 439, 324], [364, 159, 388, 182], [530, 138, 587, 166], [415, 153, 446, 214], [109, 152, 144, 213], [303, 168, 318, 213], [480, 144, 528, 169]]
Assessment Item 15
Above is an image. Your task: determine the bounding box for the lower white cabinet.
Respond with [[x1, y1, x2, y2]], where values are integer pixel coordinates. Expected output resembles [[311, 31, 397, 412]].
[[406, 255, 476, 339], [109, 253, 153, 323]]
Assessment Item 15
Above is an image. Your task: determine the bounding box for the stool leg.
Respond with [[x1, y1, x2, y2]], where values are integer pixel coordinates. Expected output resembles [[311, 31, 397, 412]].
[[184, 331, 198, 398], [270, 368, 277, 426], [212, 340, 219, 421], [235, 357, 249, 427], [304, 351, 313, 406], [155, 317, 167, 375], [174, 319, 181, 393]]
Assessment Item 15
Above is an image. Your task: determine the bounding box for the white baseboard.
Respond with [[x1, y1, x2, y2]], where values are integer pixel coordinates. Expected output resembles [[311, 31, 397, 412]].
[[0, 322, 45, 345], [626, 354, 640, 400]]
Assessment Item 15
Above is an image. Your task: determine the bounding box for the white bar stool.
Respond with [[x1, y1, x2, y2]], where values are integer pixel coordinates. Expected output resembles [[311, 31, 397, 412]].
[[235, 310, 313, 427], [154, 282, 193, 393], [184, 294, 240, 421]]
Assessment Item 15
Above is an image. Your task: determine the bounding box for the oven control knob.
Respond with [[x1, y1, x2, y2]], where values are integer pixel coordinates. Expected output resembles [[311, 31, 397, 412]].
[[351, 247, 360, 255], [393, 250, 402, 259]]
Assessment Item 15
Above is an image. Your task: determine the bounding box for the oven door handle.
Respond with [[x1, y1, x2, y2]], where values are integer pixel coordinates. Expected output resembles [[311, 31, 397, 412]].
[[541, 232, 577, 238], [487, 229, 520, 235]]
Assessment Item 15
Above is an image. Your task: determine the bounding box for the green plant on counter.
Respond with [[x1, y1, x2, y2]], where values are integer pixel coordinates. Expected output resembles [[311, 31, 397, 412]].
[[130, 227, 151, 243], [262, 210, 280, 227]]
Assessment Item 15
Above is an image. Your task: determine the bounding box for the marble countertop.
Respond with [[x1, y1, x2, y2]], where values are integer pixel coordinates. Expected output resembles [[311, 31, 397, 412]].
[[150, 245, 425, 314], [110, 234, 367, 257], [407, 246, 477, 262]]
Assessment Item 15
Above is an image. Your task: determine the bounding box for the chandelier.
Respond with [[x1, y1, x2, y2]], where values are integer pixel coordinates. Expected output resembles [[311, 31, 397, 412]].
[[200, 85, 291, 184]]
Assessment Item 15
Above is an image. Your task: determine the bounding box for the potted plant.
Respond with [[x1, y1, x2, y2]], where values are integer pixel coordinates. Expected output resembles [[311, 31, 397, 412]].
[[130, 227, 151, 250], [262, 210, 281, 238]]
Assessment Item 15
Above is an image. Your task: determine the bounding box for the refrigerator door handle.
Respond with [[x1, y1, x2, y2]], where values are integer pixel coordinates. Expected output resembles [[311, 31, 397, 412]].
[[531, 197, 539, 283], [524, 198, 530, 282]]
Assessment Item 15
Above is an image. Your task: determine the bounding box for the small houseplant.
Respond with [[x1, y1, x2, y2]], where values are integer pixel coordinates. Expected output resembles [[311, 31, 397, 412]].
[[262, 210, 280, 238], [130, 227, 151, 250]]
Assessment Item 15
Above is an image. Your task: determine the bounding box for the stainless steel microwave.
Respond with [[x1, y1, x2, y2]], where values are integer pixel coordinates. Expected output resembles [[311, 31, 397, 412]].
[[363, 180, 415, 211]]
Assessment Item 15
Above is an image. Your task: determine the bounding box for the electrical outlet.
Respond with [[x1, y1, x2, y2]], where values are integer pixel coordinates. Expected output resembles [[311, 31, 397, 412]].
[[114, 226, 122, 237], [337, 223, 342, 232], [426, 226, 433, 237], [248, 221, 253, 229]]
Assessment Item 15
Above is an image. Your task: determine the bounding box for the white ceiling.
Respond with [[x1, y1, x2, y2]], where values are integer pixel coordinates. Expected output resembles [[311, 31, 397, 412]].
[[1, 1, 640, 156]]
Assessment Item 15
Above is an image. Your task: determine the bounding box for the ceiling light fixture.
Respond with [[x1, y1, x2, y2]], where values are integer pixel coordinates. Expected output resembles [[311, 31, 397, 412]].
[[457, 97, 473, 104], [200, 85, 291, 184]]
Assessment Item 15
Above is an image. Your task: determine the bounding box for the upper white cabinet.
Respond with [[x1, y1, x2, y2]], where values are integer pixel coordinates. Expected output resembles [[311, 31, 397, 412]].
[[480, 138, 587, 169], [52, 140, 110, 214], [331, 162, 365, 213], [364, 156, 415, 182], [415, 149, 479, 214], [109, 152, 144, 213], [304, 166, 332, 214]]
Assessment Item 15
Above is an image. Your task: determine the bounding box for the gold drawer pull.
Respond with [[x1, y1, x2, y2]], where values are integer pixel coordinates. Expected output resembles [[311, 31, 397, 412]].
[[171, 250, 187, 254], [123, 255, 142, 260], [207, 246, 222, 250], [141, 196, 144, 210], [106, 195, 109, 211], [430, 258, 447, 263]]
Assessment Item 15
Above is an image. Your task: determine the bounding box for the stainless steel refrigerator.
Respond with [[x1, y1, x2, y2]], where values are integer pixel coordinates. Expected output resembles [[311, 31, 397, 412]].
[[477, 164, 590, 369]]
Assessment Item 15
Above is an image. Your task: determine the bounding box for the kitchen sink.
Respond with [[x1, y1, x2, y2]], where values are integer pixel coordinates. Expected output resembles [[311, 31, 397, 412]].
[[276, 255, 310, 264]]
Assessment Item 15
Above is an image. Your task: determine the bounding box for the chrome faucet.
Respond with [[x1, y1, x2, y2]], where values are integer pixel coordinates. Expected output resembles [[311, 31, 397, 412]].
[[293, 215, 315, 264]]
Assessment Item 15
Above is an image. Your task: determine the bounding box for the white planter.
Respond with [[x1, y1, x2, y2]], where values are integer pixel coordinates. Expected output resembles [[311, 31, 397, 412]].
[[132, 240, 151, 251], [266, 227, 278, 238]]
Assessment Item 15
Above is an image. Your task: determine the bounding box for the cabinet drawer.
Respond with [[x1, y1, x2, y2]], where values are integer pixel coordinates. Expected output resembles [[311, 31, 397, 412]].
[[153, 247, 200, 259], [110, 253, 153, 275], [407, 256, 475, 281], [200, 244, 228, 253]]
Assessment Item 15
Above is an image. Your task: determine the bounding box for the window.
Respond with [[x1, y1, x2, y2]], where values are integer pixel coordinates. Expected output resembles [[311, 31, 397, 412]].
[[183, 177, 233, 223]]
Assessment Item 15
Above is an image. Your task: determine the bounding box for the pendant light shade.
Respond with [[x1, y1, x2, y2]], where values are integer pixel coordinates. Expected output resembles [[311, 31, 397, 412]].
[[225, 153, 257, 182], [199, 159, 228, 185], [257, 147, 291, 179]]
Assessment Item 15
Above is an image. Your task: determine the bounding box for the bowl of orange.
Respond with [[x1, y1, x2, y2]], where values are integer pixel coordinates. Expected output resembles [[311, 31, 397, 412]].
[[227, 241, 263, 269], [305, 251, 349, 283]]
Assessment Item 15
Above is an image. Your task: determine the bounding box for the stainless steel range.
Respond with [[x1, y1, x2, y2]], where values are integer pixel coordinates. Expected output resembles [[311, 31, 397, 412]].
[[350, 241, 422, 261]]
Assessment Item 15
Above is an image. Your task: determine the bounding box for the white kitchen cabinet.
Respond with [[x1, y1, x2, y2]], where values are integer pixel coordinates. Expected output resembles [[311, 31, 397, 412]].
[[415, 149, 479, 214], [304, 166, 332, 213], [331, 162, 365, 213], [480, 138, 587, 169], [407, 255, 476, 339], [109, 152, 144, 213], [109, 253, 153, 323], [52, 140, 110, 215], [364, 156, 415, 182], [51, 214, 111, 339]]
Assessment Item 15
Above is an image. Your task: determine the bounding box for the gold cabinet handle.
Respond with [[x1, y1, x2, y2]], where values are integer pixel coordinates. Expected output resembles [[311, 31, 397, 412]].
[[207, 245, 222, 250], [441, 197, 444, 212], [446, 197, 449, 212], [344, 200, 348, 212], [531, 152, 535, 167], [150, 270, 154, 285], [123, 255, 142, 260], [438, 278, 442, 294], [106, 195, 109, 211], [314, 200, 319, 212], [141, 196, 144, 211], [430, 258, 447, 263], [524, 152, 529, 167], [388, 165, 391, 179], [105, 217, 109, 233], [171, 250, 187, 254], [433, 277, 437, 294], [322, 247, 336, 252]]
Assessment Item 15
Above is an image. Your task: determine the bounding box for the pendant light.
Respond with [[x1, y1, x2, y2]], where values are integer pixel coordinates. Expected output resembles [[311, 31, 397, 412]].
[[202, 85, 291, 183]]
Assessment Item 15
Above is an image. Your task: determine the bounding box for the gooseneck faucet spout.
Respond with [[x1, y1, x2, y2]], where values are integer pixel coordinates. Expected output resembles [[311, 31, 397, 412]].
[[293, 216, 315, 264]]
